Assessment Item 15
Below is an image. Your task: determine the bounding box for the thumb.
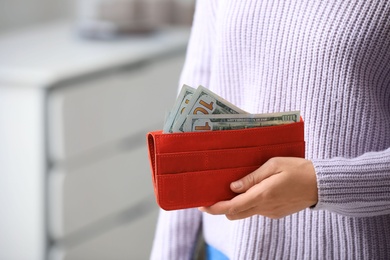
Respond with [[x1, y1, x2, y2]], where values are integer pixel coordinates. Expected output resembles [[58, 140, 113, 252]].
[[230, 170, 260, 193], [230, 159, 279, 193]]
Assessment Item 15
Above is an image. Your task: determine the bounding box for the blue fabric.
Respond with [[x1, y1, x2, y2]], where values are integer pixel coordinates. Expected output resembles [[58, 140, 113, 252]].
[[206, 244, 229, 260]]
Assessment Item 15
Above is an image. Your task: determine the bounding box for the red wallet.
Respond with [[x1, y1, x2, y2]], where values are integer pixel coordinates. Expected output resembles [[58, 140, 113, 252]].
[[147, 119, 305, 210]]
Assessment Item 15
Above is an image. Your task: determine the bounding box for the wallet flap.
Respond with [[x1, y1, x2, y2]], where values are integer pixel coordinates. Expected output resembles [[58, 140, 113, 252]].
[[157, 142, 304, 174], [151, 119, 304, 154]]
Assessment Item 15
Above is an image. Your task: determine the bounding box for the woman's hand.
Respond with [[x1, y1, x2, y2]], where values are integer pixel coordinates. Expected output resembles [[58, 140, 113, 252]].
[[199, 157, 318, 220]]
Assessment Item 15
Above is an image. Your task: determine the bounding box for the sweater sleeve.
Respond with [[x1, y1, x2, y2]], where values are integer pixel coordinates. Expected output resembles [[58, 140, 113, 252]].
[[311, 148, 390, 217], [150, 1, 218, 259]]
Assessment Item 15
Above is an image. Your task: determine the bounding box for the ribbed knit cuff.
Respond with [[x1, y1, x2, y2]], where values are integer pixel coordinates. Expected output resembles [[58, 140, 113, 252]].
[[311, 149, 390, 217]]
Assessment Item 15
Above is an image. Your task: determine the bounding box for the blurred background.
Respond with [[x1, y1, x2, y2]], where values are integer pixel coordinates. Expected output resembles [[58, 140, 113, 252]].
[[0, 0, 194, 259]]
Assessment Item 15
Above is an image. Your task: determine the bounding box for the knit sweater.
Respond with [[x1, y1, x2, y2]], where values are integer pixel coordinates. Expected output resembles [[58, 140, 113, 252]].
[[151, 1, 390, 259]]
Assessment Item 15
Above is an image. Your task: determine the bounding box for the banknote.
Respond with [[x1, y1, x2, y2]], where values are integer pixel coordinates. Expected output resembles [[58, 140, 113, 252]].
[[163, 84, 196, 133], [183, 111, 300, 132], [171, 85, 248, 132]]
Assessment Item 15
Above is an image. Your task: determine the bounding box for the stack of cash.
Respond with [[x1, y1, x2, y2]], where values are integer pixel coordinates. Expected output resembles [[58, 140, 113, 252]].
[[163, 85, 300, 133]]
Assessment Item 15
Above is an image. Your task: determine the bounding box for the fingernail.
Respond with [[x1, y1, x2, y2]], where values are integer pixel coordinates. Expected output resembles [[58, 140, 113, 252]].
[[232, 181, 243, 190]]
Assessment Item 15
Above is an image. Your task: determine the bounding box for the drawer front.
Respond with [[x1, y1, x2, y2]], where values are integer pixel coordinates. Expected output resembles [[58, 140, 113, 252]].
[[48, 146, 156, 239], [48, 54, 184, 161], [49, 208, 159, 260]]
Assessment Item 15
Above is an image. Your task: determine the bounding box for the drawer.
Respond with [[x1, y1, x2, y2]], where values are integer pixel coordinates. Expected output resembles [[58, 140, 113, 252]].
[[48, 54, 184, 161], [49, 208, 159, 260], [48, 145, 155, 239]]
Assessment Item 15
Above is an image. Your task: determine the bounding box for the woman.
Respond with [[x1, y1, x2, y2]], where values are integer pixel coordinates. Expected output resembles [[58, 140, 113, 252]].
[[151, 1, 390, 259]]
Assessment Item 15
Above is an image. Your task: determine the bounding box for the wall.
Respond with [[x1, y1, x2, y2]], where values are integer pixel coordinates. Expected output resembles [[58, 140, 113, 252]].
[[0, 0, 74, 33], [0, 0, 194, 34]]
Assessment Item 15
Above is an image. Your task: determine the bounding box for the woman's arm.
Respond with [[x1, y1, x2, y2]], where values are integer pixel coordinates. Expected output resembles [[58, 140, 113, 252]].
[[200, 148, 390, 219]]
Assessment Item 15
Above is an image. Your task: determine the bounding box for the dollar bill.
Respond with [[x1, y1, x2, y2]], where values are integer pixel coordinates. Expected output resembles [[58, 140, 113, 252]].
[[172, 85, 248, 132], [183, 111, 300, 132], [163, 84, 196, 133]]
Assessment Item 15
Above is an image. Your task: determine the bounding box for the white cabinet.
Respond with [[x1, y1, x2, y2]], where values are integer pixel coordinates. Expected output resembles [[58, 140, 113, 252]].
[[49, 209, 159, 260], [47, 56, 182, 161], [0, 21, 189, 260], [48, 146, 152, 239]]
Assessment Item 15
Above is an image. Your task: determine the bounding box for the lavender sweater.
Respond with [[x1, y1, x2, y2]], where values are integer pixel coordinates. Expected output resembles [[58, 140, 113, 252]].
[[151, 1, 390, 259]]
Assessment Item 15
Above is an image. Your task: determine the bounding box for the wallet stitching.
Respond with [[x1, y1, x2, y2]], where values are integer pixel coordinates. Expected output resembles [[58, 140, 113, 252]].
[[182, 170, 187, 205], [205, 152, 209, 169]]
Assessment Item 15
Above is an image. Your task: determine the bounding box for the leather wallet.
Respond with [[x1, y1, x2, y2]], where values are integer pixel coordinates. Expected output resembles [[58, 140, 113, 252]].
[[147, 119, 305, 210]]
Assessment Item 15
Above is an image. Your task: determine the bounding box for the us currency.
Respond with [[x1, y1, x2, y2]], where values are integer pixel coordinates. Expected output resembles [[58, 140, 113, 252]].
[[172, 85, 248, 132], [163, 84, 196, 133], [183, 111, 300, 132]]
